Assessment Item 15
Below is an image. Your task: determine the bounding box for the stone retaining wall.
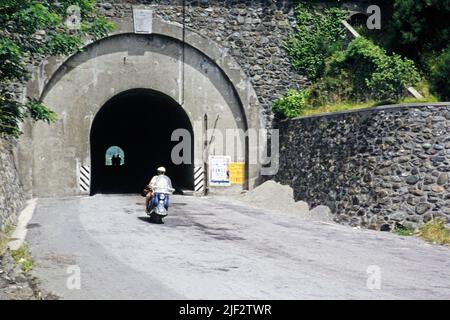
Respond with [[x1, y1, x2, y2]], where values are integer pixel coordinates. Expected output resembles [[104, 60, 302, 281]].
[[275, 104, 450, 231], [0, 139, 25, 231]]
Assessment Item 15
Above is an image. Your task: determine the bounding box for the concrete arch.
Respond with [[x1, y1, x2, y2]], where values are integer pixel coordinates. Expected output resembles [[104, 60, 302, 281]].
[[21, 19, 263, 197], [40, 33, 248, 132]]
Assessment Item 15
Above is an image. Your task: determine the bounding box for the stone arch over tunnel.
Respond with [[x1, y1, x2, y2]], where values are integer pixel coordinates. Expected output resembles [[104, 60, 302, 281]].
[[22, 28, 263, 197], [90, 88, 194, 195]]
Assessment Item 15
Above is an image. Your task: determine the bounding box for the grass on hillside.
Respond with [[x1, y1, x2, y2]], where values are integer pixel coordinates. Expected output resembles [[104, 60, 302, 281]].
[[300, 80, 439, 116], [300, 95, 439, 116], [301, 101, 376, 116]]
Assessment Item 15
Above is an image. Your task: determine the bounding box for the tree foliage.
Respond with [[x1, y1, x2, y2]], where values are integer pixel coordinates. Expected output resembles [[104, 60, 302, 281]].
[[385, 0, 450, 57], [430, 47, 450, 101], [0, 0, 115, 137]]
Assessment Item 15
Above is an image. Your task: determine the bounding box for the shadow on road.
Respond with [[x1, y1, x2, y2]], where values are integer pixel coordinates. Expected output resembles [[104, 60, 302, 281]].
[[138, 216, 167, 225], [137, 216, 153, 224]]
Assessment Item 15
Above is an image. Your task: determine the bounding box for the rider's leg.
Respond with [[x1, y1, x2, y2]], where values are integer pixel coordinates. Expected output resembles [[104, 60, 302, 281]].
[[164, 195, 169, 209], [145, 191, 153, 212]]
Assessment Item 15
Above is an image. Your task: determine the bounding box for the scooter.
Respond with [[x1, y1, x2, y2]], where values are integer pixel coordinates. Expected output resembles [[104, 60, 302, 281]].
[[147, 192, 170, 224]]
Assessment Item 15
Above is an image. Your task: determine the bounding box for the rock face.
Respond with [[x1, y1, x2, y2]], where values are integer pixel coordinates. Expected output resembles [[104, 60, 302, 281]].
[[0, 139, 25, 232], [275, 105, 450, 231], [95, 0, 307, 127]]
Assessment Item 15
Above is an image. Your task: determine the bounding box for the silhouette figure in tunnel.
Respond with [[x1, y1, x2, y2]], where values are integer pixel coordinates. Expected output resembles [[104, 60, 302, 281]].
[[111, 154, 123, 167]]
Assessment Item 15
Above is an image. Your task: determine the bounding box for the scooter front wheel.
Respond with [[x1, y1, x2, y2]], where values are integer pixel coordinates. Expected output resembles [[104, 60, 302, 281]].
[[150, 213, 164, 224]]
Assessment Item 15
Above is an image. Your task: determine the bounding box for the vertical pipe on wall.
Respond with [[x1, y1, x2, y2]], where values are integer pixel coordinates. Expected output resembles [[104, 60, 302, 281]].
[[181, 0, 186, 106], [203, 113, 209, 196]]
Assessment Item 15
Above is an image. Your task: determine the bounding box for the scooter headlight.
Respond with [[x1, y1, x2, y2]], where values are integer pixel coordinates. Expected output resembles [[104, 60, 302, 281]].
[[159, 194, 165, 200]]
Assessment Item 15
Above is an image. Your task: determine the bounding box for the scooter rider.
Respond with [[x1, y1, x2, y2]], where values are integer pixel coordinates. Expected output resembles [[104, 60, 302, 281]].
[[145, 167, 174, 213]]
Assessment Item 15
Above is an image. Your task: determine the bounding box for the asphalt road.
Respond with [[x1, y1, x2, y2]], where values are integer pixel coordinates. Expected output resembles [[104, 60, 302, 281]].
[[26, 195, 450, 299]]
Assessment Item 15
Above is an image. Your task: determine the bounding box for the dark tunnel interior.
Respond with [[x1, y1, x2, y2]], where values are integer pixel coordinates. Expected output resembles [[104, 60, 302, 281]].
[[90, 88, 194, 195]]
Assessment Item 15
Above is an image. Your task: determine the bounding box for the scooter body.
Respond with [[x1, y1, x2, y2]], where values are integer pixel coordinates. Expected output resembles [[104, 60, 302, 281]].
[[147, 192, 170, 224]]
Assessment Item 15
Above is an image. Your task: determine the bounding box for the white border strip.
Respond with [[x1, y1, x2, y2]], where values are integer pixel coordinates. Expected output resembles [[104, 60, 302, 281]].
[[8, 198, 38, 251]]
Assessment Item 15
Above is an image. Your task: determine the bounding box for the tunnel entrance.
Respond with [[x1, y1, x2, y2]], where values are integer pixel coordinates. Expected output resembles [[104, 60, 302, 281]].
[[90, 89, 194, 195]]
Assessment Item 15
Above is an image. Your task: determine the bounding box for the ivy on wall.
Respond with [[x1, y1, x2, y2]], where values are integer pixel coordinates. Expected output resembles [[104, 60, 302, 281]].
[[285, 2, 348, 81]]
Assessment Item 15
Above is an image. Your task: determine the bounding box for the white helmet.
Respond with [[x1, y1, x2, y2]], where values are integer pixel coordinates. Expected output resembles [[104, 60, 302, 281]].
[[157, 167, 166, 173]]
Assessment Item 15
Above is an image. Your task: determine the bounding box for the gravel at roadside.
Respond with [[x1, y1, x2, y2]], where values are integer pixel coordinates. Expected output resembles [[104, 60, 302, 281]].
[[222, 180, 334, 222], [0, 249, 58, 300]]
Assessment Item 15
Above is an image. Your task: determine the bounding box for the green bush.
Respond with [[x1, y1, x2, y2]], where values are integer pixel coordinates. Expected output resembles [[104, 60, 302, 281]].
[[430, 47, 450, 101], [285, 2, 348, 80], [11, 244, 36, 272], [273, 89, 311, 119], [308, 56, 354, 106], [329, 37, 421, 101]]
